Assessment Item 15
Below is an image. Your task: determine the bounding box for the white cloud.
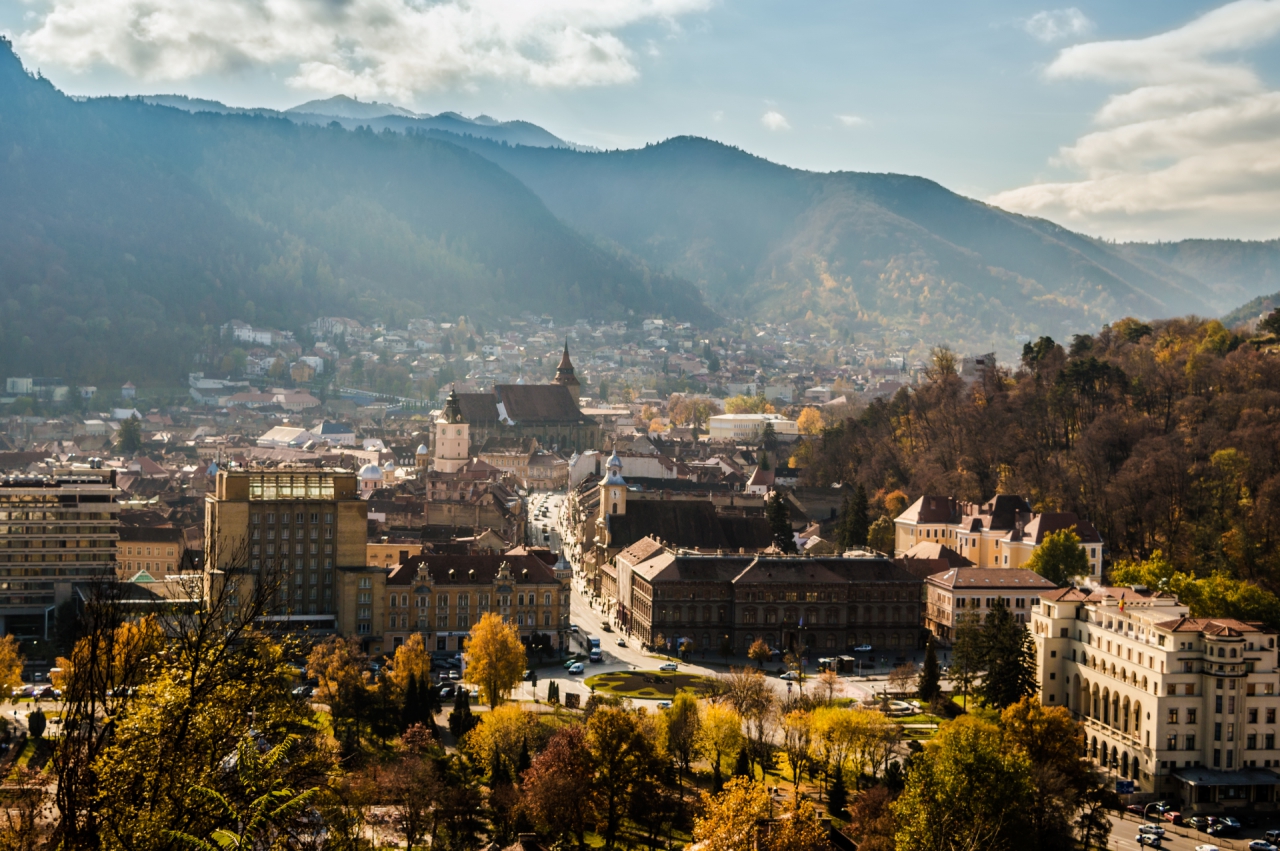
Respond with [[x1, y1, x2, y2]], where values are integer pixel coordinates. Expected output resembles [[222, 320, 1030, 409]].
[[761, 110, 790, 131], [835, 114, 864, 127], [992, 0, 1280, 239], [14, 0, 712, 99], [1024, 8, 1094, 43], [710, 110, 724, 122]]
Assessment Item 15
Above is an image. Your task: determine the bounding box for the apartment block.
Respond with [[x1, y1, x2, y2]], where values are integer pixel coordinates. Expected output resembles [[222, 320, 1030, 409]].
[[0, 468, 121, 637], [924, 567, 1059, 645], [1032, 586, 1280, 811]]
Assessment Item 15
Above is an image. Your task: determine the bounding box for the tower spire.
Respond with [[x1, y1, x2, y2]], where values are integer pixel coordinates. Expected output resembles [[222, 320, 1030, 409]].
[[554, 338, 581, 403]]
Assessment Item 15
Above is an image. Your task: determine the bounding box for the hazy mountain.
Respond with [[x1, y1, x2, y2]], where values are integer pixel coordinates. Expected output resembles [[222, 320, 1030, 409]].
[[0, 39, 710, 383], [427, 133, 1225, 354], [1118, 239, 1280, 315], [287, 94, 421, 119], [1222, 291, 1280, 328], [139, 93, 575, 149]]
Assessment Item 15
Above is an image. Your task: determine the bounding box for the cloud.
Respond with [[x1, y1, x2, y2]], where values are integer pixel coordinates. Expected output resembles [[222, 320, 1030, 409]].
[[710, 110, 724, 122], [761, 110, 790, 131], [1024, 8, 1094, 43], [991, 0, 1280, 239], [835, 114, 864, 127], [14, 0, 712, 99]]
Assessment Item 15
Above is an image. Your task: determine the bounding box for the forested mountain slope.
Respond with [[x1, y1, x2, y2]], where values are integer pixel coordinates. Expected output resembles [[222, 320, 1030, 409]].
[[0, 40, 710, 382], [433, 133, 1226, 353]]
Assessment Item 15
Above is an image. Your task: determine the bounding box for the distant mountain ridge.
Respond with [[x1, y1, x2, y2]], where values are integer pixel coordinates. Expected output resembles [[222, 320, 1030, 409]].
[[0, 39, 710, 383], [138, 93, 579, 149]]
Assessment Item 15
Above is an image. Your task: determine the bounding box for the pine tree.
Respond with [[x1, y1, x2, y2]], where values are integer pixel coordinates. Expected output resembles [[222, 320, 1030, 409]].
[[517, 738, 531, 777], [400, 673, 419, 731], [847, 483, 870, 547], [448, 686, 476, 737], [918, 636, 941, 705], [827, 763, 847, 816], [733, 747, 752, 780], [978, 598, 1038, 709], [766, 491, 797, 554]]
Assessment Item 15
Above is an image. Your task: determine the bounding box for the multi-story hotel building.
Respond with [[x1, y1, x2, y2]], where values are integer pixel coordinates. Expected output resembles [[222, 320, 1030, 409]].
[[0, 468, 121, 638], [923, 567, 1059, 645], [895, 494, 1104, 580], [204, 467, 379, 638], [1031, 585, 1280, 811]]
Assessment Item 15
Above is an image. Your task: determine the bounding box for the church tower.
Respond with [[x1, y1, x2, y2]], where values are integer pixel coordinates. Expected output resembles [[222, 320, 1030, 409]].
[[432, 387, 470, 474], [602, 451, 626, 517], [553, 340, 581, 405]]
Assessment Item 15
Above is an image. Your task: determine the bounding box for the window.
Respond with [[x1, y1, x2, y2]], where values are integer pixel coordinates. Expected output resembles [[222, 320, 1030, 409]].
[[1250, 709, 1259, 723], [1215, 723, 1222, 741], [1168, 709, 1179, 724], [1269, 733, 1276, 750], [1167, 733, 1178, 750], [1248, 734, 1258, 749], [1216, 695, 1224, 713], [544, 593, 552, 606], [1187, 709, 1197, 724], [1269, 709, 1276, 724], [1186, 734, 1196, 750]]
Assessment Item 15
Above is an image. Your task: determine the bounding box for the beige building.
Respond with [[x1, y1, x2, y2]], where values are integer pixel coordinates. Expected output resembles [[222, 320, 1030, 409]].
[[923, 567, 1059, 645], [895, 495, 1104, 580], [204, 467, 373, 637], [117, 525, 185, 580], [707, 413, 798, 442], [0, 468, 121, 638], [1032, 586, 1280, 810]]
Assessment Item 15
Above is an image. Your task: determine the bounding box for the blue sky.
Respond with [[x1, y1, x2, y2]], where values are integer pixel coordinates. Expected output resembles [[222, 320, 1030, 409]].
[[4, 0, 1279, 240]]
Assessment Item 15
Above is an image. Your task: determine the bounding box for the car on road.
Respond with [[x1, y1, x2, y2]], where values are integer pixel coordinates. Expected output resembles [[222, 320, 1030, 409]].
[[1137, 825, 1165, 837], [1195, 845, 1221, 851], [779, 671, 800, 681], [1127, 804, 1147, 815], [659, 662, 678, 672], [1247, 841, 1277, 851], [1217, 816, 1241, 834], [656, 701, 672, 709], [589, 650, 603, 663], [448, 670, 460, 681], [569, 624, 579, 633], [1266, 830, 1280, 843], [564, 658, 582, 670], [616, 638, 626, 647], [1136, 835, 1162, 848], [568, 662, 585, 675], [291, 685, 314, 699], [853, 644, 873, 653], [602, 624, 612, 632]]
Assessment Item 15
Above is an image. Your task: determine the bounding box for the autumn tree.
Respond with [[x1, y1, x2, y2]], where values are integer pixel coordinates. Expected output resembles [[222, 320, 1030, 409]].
[[1025, 529, 1089, 586], [521, 725, 598, 850], [888, 661, 918, 696], [464, 611, 527, 707], [0, 635, 25, 702], [587, 706, 656, 851], [664, 691, 702, 793], [949, 611, 983, 709], [764, 798, 829, 851], [696, 702, 744, 791], [308, 635, 371, 747], [846, 785, 897, 851], [720, 668, 777, 775], [893, 716, 1034, 851], [867, 515, 895, 555], [748, 638, 772, 668], [387, 633, 433, 693], [464, 703, 541, 783], [796, 407, 823, 436], [691, 777, 771, 851], [780, 710, 814, 795]]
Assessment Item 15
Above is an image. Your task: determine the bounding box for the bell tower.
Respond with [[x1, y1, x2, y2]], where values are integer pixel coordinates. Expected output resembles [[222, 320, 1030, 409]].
[[553, 339, 581, 405], [602, 451, 626, 517], [432, 387, 470, 474]]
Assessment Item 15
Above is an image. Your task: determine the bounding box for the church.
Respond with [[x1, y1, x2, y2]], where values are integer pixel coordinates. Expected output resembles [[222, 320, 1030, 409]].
[[441, 344, 602, 457], [431, 344, 603, 467]]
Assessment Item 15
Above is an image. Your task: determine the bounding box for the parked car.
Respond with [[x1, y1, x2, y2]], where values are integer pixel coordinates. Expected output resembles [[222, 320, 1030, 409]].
[[291, 685, 314, 699], [1265, 829, 1280, 843], [439, 685, 454, 699], [1216, 816, 1241, 834], [568, 662, 585, 675], [1186, 816, 1221, 835], [448, 670, 460, 681], [616, 638, 626, 647], [853, 644, 873, 653], [1127, 804, 1147, 815], [659, 662, 678, 672], [1163, 811, 1183, 825], [779, 671, 800, 681], [1247, 840, 1277, 851]]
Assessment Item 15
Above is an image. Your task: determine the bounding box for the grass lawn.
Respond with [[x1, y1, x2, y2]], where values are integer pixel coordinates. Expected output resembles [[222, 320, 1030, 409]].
[[584, 670, 717, 699]]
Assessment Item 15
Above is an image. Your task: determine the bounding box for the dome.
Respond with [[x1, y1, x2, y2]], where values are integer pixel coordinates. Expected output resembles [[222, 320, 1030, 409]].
[[206, 461, 219, 477], [358, 463, 382, 480], [383, 460, 395, 471], [416, 444, 429, 455], [604, 450, 626, 485]]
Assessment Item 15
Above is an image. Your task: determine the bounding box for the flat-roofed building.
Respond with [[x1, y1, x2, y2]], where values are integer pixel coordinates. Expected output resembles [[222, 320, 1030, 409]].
[[707, 413, 798, 443], [0, 468, 121, 637]]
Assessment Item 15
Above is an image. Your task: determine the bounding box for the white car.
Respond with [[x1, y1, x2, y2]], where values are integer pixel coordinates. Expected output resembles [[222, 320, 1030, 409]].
[[567, 662, 584, 674], [1138, 825, 1166, 837], [853, 644, 873, 653], [1196, 844, 1221, 851], [779, 671, 800, 681], [1248, 842, 1277, 851], [659, 662, 678, 672]]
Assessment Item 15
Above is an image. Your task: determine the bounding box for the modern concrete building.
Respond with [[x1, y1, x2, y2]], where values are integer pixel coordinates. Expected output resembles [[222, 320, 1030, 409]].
[[707, 413, 798, 442], [0, 468, 121, 637]]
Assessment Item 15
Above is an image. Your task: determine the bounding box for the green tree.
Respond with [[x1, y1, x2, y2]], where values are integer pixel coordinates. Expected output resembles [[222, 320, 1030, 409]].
[[893, 716, 1034, 851], [1261, 309, 1280, 337], [664, 692, 702, 795], [867, 515, 895, 555], [1025, 529, 1089, 586], [586, 707, 653, 851], [978, 599, 1038, 710], [27, 709, 46, 740], [949, 611, 983, 709], [917, 636, 941, 705], [827, 763, 847, 816], [840, 484, 870, 548], [766, 491, 797, 554], [117, 415, 143, 454]]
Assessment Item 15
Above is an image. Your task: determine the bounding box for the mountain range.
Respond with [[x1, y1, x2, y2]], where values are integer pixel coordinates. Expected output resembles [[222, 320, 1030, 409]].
[[2, 36, 1278, 384]]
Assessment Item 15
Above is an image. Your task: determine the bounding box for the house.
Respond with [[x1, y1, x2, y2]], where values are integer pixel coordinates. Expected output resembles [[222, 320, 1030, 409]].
[[121, 382, 136, 399]]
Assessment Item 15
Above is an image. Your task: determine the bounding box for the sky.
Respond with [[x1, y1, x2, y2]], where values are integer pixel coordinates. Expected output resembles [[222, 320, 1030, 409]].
[[3, 0, 1279, 242]]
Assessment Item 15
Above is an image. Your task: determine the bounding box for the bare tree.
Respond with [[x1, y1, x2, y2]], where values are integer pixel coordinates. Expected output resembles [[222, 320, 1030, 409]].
[[888, 662, 919, 698]]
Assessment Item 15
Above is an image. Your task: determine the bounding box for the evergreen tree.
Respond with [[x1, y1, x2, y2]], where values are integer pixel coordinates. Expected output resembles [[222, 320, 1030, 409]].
[[766, 491, 797, 554], [840, 484, 870, 548], [978, 598, 1038, 709], [827, 763, 848, 816], [448, 686, 476, 738], [918, 635, 942, 705], [733, 747, 752, 780], [517, 738, 531, 777], [950, 611, 984, 709], [400, 672, 419, 731]]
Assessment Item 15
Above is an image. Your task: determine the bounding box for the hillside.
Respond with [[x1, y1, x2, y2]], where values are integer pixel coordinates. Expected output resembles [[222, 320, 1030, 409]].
[[0, 40, 711, 384], [1222, 291, 1280, 328], [429, 133, 1250, 354], [1119, 239, 1280, 315]]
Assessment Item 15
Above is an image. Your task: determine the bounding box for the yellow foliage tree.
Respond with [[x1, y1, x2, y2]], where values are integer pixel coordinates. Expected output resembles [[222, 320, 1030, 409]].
[[691, 777, 771, 851], [796, 408, 823, 436], [696, 702, 744, 787], [52, 617, 163, 694], [464, 703, 540, 778], [386, 633, 432, 694], [0, 635, 24, 700], [464, 611, 527, 707]]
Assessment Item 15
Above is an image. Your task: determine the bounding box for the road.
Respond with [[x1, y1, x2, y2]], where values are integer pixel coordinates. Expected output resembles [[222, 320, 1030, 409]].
[[1106, 813, 1275, 851], [526, 492, 564, 551]]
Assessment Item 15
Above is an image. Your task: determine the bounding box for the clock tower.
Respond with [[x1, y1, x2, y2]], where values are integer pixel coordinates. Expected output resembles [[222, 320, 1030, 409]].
[[433, 387, 470, 474]]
